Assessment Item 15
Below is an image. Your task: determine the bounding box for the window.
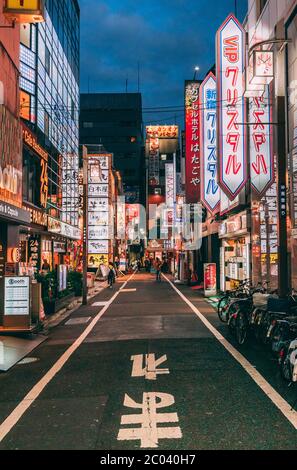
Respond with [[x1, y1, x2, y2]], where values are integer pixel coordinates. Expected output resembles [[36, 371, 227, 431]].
[[44, 111, 50, 137], [124, 169, 136, 176], [83, 122, 93, 128], [45, 46, 51, 76], [20, 90, 31, 121], [257, 0, 268, 19], [20, 24, 31, 49]]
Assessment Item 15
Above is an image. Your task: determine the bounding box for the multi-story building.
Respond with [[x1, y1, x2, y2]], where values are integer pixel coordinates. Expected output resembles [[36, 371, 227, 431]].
[[19, 0, 81, 272], [80, 93, 145, 205], [0, 0, 31, 283], [244, 0, 297, 293]]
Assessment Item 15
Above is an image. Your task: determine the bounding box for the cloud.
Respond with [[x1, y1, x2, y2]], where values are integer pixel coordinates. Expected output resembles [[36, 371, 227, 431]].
[[80, 0, 248, 117]]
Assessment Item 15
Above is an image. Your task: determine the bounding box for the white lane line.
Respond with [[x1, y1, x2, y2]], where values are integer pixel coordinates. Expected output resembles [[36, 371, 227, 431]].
[[163, 275, 297, 430], [120, 288, 137, 293], [0, 272, 136, 443]]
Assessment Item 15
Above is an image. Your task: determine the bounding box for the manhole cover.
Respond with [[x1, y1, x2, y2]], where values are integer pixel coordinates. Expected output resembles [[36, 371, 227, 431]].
[[18, 357, 39, 365]]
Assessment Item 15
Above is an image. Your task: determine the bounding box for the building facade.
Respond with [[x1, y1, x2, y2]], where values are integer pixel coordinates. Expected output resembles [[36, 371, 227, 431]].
[[80, 93, 145, 205], [19, 0, 81, 273], [0, 0, 31, 282]]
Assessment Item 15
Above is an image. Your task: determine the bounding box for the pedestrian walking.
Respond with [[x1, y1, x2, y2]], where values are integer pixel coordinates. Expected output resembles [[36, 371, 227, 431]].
[[154, 258, 162, 282], [108, 262, 116, 288]]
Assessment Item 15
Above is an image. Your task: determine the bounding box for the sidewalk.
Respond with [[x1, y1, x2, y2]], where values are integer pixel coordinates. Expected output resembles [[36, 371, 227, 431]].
[[42, 280, 108, 332]]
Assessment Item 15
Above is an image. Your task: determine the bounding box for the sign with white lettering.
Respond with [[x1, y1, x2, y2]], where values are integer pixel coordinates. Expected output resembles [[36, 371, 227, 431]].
[[4, 276, 30, 316], [249, 86, 274, 195], [200, 72, 220, 214]]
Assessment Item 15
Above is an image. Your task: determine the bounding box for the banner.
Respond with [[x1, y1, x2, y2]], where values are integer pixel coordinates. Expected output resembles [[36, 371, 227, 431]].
[[216, 14, 247, 200], [200, 73, 220, 214], [185, 81, 201, 203], [148, 136, 160, 186], [249, 86, 274, 195], [204, 263, 217, 297]]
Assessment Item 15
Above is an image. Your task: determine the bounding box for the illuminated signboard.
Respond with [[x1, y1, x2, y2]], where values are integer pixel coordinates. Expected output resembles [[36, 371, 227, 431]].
[[22, 124, 48, 208], [0, 106, 22, 208], [200, 72, 220, 214], [4, 0, 44, 23], [185, 80, 201, 204], [165, 163, 174, 227], [87, 154, 111, 267], [146, 126, 179, 139], [147, 134, 160, 186], [216, 14, 247, 200], [249, 86, 274, 195]]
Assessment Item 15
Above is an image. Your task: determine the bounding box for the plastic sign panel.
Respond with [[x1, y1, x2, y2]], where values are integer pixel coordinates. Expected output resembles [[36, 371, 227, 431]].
[[4, 276, 30, 316], [147, 132, 160, 186], [185, 80, 201, 203], [4, 0, 45, 23], [216, 14, 247, 200], [204, 263, 217, 297], [146, 126, 179, 139], [253, 51, 274, 84], [200, 73, 220, 214], [249, 86, 274, 196]]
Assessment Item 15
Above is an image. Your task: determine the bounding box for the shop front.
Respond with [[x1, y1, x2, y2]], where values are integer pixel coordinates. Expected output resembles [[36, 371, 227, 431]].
[[219, 210, 251, 292]]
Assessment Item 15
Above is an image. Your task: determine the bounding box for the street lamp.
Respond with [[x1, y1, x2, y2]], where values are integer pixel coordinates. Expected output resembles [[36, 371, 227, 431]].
[[193, 66, 200, 81]]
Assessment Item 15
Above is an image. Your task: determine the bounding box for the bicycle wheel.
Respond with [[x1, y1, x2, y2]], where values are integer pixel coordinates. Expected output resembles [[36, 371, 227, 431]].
[[218, 295, 230, 323], [280, 350, 293, 382], [235, 310, 248, 345]]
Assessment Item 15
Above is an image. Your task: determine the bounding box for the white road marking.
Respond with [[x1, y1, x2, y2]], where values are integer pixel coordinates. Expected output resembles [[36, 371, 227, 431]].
[[163, 274, 297, 430], [117, 392, 182, 448], [91, 301, 108, 307], [0, 272, 136, 443], [131, 354, 169, 380], [120, 288, 137, 293]]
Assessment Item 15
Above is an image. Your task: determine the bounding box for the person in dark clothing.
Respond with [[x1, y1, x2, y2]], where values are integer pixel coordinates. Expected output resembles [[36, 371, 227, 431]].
[[108, 262, 116, 288], [154, 258, 162, 282]]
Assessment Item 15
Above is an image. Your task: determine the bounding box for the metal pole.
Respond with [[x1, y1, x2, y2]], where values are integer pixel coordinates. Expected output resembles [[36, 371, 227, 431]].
[[82, 146, 88, 305], [276, 96, 289, 297]]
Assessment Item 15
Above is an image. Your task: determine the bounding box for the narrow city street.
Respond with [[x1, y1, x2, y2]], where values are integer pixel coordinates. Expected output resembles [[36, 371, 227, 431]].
[[0, 272, 296, 450]]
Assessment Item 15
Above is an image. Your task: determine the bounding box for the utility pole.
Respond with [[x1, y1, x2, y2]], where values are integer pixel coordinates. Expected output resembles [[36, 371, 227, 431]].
[[82, 145, 88, 305], [276, 96, 289, 297]]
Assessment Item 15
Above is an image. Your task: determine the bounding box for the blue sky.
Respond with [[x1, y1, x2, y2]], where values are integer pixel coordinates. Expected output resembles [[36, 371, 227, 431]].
[[80, 0, 248, 126]]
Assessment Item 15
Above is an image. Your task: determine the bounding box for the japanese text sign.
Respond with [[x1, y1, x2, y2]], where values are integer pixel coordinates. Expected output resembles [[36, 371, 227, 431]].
[[216, 14, 247, 200], [200, 73, 220, 214], [185, 81, 201, 203], [249, 86, 274, 195]]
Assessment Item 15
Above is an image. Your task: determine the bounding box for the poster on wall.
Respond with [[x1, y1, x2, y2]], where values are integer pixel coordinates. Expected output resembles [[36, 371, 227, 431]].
[[204, 263, 217, 297], [216, 14, 247, 200]]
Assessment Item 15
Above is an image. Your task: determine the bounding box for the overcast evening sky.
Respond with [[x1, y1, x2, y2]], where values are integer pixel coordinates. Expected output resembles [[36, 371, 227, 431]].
[[80, 0, 248, 127]]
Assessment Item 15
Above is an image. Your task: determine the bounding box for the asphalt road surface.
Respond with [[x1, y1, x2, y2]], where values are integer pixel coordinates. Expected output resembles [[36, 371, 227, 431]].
[[0, 271, 296, 450]]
